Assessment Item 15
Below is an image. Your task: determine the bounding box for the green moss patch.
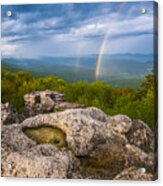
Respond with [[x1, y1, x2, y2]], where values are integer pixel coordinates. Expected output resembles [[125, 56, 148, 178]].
[[23, 126, 66, 148]]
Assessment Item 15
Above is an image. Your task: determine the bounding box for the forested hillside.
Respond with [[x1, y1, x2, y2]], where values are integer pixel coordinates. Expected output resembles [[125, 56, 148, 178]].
[[1, 70, 156, 129]]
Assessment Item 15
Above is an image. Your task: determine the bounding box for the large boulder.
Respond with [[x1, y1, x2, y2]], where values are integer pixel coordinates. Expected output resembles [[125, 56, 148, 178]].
[[1, 107, 156, 180]]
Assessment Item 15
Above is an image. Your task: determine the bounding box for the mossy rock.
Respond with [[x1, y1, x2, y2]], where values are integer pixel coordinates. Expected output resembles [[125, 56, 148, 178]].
[[23, 126, 66, 148]]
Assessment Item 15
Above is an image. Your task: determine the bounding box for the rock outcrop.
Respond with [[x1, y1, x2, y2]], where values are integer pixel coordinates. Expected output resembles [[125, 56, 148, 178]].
[[1, 107, 157, 180], [24, 90, 84, 117]]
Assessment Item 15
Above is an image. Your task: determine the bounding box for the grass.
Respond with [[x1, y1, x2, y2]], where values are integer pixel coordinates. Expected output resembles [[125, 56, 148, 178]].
[[23, 126, 66, 148]]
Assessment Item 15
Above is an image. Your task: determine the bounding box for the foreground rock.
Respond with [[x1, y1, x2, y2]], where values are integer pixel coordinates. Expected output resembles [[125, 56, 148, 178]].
[[24, 90, 84, 117], [1, 107, 157, 180]]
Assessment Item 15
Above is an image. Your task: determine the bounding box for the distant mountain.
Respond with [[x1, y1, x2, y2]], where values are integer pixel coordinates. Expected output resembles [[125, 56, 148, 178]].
[[1, 53, 154, 88], [78, 53, 154, 62], [108, 53, 154, 62], [99, 59, 152, 78], [1, 61, 22, 72]]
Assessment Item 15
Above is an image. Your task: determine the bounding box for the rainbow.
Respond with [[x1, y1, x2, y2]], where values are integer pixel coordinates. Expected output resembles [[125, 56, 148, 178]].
[[95, 2, 128, 80], [95, 29, 110, 79]]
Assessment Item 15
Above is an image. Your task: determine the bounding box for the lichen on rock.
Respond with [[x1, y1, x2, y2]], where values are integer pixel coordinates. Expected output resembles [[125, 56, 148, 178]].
[[23, 126, 66, 148]]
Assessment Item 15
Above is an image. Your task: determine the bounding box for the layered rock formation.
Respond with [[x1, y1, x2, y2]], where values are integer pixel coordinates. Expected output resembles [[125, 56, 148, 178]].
[[24, 90, 84, 117], [1, 106, 157, 180]]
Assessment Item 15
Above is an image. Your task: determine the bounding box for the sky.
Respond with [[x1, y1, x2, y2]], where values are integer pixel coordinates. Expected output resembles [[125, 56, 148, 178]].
[[1, 2, 156, 58]]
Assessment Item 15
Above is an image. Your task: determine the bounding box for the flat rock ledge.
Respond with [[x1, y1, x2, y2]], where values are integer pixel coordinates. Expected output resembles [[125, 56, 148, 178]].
[[1, 107, 157, 180]]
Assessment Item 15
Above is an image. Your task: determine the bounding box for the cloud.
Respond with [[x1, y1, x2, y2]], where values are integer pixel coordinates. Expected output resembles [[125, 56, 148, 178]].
[[1, 1, 155, 58], [1, 37, 23, 57]]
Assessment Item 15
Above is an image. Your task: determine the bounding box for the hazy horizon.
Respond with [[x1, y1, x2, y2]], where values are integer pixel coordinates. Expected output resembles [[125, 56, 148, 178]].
[[2, 52, 154, 59]]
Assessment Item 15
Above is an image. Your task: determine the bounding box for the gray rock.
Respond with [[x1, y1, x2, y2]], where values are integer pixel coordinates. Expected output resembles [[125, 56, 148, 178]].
[[42, 96, 55, 111], [125, 120, 155, 153], [2, 145, 79, 178], [24, 90, 83, 117], [1, 103, 21, 125], [1, 107, 156, 180], [107, 114, 132, 133], [24, 90, 64, 116]]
